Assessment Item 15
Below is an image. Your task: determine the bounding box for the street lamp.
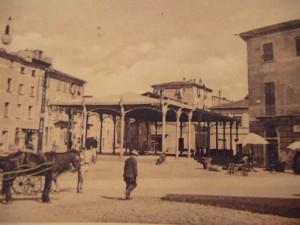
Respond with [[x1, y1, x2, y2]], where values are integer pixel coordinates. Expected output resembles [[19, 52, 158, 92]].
[[1, 17, 12, 45]]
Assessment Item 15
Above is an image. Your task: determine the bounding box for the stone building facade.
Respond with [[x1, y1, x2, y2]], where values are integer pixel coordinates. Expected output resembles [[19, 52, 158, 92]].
[[0, 49, 86, 153], [240, 19, 300, 168]]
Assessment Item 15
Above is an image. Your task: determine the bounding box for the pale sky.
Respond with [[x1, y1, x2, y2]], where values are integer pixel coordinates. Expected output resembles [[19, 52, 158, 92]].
[[1, 0, 300, 100]]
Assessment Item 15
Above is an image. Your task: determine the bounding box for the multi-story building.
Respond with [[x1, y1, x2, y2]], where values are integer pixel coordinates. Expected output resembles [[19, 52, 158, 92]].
[[240, 19, 300, 168], [151, 78, 213, 109], [0, 49, 86, 153]]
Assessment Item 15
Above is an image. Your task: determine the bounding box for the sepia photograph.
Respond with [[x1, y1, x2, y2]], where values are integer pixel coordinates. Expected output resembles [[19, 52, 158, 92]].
[[0, 0, 300, 224]]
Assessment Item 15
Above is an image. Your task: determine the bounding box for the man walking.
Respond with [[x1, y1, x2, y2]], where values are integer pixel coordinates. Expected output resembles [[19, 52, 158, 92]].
[[123, 150, 138, 200]]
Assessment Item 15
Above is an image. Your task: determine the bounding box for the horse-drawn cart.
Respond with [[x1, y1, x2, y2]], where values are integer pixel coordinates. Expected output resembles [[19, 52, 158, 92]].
[[0, 162, 52, 195]]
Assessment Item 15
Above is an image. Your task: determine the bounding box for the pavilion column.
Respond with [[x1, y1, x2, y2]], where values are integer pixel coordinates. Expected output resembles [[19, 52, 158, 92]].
[[125, 118, 129, 154], [154, 122, 158, 154], [223, 122, 226, 149], [176, 109, 181, 159], [235, 119, 240, 158], [99, 114, 103, 154], [187, 111, 192, 158], [215, 121, 219, 150], [229, 121, 233, 151], [206, 121, 211, 156], [136, 119, 139, 150], [162, 104, 167, 153], [82, 105, 87, 148], [113, 115, 116, 154], [120, 105, 125, 157]]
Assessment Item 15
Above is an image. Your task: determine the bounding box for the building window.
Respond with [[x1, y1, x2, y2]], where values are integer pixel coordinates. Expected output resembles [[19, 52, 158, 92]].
[[20, 66, 26, 74], [262, 42, 274, 61], [28, 106, 33, 119], [30, 86, 35, 97], [265, 82, 276, 115], [18, 84, 24, 95], [77, 86, 81, 96], [4, 102, 9, 117], [17, 104, 22, 119], [7, 78, 12, 92], [14, 128, 20, 146], [32, 70, 36, 77], [63, 81, 68, 92], [296, 37, 300, 56], [233, 115, 242, 127], [57, 80, 61, 91]]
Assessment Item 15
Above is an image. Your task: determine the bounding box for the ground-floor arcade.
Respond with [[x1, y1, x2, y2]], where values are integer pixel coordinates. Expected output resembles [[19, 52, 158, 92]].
[[51, 93, 239, 158]]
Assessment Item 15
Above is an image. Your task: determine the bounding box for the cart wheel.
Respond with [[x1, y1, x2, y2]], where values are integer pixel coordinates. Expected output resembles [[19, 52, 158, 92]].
[[24, 176, 43, 194], [12, 176, 27, 194]]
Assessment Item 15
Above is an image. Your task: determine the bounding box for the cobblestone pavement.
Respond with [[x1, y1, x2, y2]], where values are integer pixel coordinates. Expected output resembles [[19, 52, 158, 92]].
[[0, 154, 300, 225]]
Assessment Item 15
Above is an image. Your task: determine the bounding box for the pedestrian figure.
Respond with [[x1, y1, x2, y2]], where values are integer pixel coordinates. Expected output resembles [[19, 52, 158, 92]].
[[123, 149, 138, 200]]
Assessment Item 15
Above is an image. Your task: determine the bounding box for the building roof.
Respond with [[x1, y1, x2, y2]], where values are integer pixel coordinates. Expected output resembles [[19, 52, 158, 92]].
[[48, 68, 86, 85], [210, 98, 248, 110], [239, 19, 300, 41], [151, 80, 213, 92], [0, 48, 86, 85]]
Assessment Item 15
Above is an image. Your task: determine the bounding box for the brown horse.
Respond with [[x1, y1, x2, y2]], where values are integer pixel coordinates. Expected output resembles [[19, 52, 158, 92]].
[[0, 151, 53, 203], [45, 150, 81, 192]]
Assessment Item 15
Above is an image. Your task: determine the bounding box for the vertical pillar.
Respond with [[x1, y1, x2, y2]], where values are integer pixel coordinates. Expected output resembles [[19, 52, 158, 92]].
[[187, 111, 192, 158], [215, 121, 219, 150], [99, 114, 103, 154], [125, 118, 129, 154], [206, 121, 210, 156], [235, 120, 239, 141], [136, 119, 139, 150], [229, 121, 233, 151], [146, 121, 149, 142], [155, 122, 158, 155], [223, 122, 226, 149], [120, 105, 125, 157], [176, 109, 181, 159], [162, 104, 167, 153], [113, 115, 116, 154]]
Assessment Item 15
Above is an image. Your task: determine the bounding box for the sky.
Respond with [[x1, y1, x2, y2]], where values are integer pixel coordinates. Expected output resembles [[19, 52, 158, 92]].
[[0, 0, 300, 101]]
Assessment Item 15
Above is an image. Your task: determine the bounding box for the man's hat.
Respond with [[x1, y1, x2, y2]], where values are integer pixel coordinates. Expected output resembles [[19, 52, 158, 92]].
[[130, 150, 139, 156]]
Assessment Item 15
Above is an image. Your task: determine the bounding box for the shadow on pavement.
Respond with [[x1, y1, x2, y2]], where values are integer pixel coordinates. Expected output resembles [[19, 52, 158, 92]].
[[161, 194, 300, 218], [101, 196, 126, 201]]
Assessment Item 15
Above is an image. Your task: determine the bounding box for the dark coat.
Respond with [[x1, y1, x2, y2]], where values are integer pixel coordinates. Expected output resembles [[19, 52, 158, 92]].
[[123, 156, 138, 178]]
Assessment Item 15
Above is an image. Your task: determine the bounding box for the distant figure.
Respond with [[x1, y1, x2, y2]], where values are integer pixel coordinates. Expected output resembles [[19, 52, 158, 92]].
[[52, 141, 58, 152], [241, 154, 249, 167], [123, 150, 139, 200]]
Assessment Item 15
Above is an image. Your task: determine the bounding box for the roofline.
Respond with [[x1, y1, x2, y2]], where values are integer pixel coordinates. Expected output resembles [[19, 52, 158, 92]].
[[0, 49, 49, 70], [48, 68, 86, 85], [151, 81, 213, 92], [239, 19, 300, 41]]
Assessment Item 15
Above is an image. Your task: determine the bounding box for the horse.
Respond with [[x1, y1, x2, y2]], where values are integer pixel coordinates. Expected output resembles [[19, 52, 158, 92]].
[[77, 147, 97, 193], [0, 151, 53, 203], [44, 150, 81, 193]]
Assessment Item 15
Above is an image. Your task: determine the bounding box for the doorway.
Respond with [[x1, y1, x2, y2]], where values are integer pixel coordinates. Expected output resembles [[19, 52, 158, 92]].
[[266, 139, 278, 169]]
